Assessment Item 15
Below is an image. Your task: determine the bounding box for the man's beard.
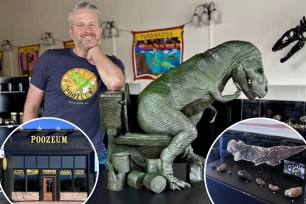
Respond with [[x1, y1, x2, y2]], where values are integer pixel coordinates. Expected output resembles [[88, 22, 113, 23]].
[[74, 37, 101, 50]]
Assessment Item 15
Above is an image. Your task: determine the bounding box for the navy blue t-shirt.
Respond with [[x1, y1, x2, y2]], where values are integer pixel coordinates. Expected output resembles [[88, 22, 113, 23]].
[[30, 48, 125, 154]]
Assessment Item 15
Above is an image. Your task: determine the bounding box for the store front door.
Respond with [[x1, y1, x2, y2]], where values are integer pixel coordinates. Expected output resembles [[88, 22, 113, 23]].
[[43, 176, 56, 201]]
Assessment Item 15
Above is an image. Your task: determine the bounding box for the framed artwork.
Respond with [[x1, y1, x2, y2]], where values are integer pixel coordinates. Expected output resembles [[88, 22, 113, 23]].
[[132, 25, 184, 80], [18, 44, 40, 77], [63, 40, 75, 48], [0, 51, 3, 76]]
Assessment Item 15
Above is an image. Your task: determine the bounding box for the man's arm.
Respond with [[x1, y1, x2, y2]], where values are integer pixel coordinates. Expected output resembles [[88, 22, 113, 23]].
[[87, 46, 125, 91], [23, 84, 44, 123]]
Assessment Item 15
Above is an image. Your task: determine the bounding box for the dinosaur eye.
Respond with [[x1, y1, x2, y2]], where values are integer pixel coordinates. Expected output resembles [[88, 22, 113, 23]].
[[256, 68, 264, 73]]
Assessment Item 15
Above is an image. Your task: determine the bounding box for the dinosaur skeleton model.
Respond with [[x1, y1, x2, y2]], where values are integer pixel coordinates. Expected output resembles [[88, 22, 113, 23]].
[[272, 16, 306, 63]]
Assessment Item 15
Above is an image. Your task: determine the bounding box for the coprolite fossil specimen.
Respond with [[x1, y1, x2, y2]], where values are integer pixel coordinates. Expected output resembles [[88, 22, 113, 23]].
[[227, 139, 306, 166]]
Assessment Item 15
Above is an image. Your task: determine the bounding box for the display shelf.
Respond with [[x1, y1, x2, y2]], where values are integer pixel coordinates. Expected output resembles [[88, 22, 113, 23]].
[[0, 77, 29, 147], [0, 91, 26, 94], [0, 125, 19, 128], [240, 99, 306, 137], [206, 158, 305, 204], [86, 164, 211, 204]]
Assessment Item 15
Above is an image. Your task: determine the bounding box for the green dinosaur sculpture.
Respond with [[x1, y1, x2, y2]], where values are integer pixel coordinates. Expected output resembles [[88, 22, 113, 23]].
[[99, 40, 268, 192], [137, 40, 268, 190]]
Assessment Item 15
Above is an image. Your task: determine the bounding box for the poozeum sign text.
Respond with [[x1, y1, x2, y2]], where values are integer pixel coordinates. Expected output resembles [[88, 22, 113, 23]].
[[30, 135, 68, 144]]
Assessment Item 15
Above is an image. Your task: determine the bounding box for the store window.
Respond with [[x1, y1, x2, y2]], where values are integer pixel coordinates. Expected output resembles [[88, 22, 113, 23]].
[[27, 174, 39, 191], [50, 156, 61, 168], [75, 156, 86, 168], [74, 170, 86, 192], [60, 170, 72, 192], [62, 156, 73, 168], [25, 156, 36, 168], [26, 169, 39, 192], [37, 156, 48, 168], [13, 170, 25, 191], [12, 156, 24, 168]]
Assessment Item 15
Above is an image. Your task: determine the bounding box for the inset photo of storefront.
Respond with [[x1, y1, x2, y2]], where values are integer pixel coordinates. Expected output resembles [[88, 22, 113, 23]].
[[0, 117, 98, 203]]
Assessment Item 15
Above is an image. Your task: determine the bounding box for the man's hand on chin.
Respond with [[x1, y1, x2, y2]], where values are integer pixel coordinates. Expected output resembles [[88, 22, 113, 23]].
[[87, 45, 101, 65]]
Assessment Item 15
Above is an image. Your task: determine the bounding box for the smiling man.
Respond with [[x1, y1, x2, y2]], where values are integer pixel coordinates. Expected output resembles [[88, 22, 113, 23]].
[[23, 2, 125, 164]]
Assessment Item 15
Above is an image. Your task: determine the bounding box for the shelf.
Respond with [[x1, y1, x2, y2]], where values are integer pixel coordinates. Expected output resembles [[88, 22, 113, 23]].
[[0, 91, 26, 94], [0, 125, 19, 128]]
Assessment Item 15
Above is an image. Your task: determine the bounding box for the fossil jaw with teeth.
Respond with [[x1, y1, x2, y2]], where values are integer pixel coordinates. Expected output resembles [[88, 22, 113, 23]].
[[227, 139, 306, 166]]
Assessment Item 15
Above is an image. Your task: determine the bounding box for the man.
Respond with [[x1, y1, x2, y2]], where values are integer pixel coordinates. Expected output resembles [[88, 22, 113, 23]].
[[23, 2, 125, 164]]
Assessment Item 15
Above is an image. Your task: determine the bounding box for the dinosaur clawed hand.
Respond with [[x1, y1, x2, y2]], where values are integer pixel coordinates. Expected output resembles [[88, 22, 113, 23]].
[[164, 174, 191, 190], [234, 82, 242, 92], [190, 152, 205, 165], [183, 147, 205, 165], [233, 82, 242, 98]]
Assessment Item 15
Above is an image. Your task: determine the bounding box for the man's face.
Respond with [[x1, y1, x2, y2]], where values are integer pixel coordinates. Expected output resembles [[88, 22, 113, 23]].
[[69, 8, 102, 51]]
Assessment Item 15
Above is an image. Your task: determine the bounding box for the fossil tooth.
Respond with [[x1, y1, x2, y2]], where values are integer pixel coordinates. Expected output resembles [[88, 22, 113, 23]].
[[300, 116, 306, 123], [256, 178, 265, 186], [227, 139, 306, 166], [237, 170, 252, 181], [209, 162, 217, 169], [217, 163, 227, 172], [269, 184, 280, 192], [285, 187, 302, 198], [272, 114, 281, 121]]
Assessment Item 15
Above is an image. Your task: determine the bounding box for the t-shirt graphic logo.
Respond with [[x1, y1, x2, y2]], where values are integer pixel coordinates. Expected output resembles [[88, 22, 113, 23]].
[[61, 68, 97, 100]]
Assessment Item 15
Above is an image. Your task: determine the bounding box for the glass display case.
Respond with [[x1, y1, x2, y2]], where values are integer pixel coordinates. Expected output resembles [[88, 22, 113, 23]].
[[240, 85, 306, 137], [205, 122, 306, 204]]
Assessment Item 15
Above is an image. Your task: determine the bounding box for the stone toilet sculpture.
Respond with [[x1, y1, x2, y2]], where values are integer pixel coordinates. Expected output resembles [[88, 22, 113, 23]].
[[99, 41, 269, 193], [99, 84, 203, 193]]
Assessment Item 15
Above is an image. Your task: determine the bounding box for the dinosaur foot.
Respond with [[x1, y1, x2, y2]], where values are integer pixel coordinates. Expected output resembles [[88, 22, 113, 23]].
[[163, 174, 191, 190]]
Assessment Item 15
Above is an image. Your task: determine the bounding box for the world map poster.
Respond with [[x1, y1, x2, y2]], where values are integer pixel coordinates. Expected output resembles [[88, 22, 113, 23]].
[[132, 25, 184, 80]]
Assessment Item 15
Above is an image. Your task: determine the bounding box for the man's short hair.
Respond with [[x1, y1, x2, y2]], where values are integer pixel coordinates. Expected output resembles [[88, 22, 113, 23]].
[[68, 1, 102, 27]]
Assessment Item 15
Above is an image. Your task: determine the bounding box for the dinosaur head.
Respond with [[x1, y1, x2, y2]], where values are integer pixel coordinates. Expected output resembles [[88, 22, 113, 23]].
[[232, 57, 268, 100], [70, 71, 81, 80], [272, 16, 306, 63]]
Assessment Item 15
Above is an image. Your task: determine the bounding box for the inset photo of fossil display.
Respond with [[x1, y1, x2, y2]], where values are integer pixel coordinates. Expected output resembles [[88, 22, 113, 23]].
[[0, 117, 98, 203], [205, 118, 306, 204]]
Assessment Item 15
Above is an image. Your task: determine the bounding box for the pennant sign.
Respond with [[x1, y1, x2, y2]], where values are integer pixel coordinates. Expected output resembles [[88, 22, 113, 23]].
[[132, 25, 184, 80], [63, 40, 75, 48], [18, 44, 40, 77]]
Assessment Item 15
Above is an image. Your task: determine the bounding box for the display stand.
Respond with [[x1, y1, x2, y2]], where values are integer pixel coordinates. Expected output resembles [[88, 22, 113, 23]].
[[87, 164, 211, 204]]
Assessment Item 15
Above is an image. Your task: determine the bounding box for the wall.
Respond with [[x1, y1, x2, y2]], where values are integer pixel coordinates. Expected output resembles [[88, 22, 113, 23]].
[[1, 0, 306, 98]]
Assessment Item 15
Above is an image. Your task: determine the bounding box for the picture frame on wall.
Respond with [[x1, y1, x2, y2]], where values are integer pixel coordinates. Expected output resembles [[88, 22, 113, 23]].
[[132, 25, 184, 80], [63, 40, 75, 48], [0, 51, 3, 76], [18, 44, 40, 77]]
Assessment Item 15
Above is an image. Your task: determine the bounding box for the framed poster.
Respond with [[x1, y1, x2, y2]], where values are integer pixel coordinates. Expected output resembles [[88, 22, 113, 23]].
[[132, 25, 184, 80], [18, 44, 40, 76], [0, 51, 3, 76], [63, 40, 75, 48]]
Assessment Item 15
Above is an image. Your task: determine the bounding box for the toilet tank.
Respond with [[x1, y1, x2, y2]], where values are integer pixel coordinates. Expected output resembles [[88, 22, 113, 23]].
[[99, 91, 124, 135]]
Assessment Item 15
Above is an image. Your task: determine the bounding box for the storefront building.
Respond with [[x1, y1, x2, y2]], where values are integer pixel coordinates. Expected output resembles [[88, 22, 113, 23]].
[[2, 128, 97, 202]]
